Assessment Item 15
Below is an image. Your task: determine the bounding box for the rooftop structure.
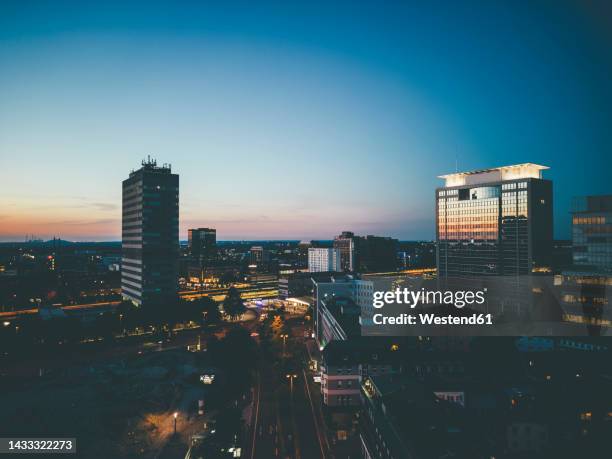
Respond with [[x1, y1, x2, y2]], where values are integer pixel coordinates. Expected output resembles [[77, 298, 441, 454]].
[[439, 163, 549, 187]]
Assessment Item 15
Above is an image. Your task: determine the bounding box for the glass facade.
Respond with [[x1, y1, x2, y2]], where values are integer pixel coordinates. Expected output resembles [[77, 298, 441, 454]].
[[437, 179, 551, 279], [571, 195, 612, 270], [501, 185, 529, 276], [436, 168, 553, 313], [438, 186, 500, 276]]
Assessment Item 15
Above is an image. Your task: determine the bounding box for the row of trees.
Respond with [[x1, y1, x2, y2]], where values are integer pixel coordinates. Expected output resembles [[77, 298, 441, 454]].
[[115, 295, 222, 333], [0, 289, 250, 357]]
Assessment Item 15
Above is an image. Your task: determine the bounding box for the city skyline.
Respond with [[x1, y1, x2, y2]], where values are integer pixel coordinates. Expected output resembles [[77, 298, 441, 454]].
[[2, 1, 611, 241], [2, 4, 612, 459], [1, 157, 603, 243]]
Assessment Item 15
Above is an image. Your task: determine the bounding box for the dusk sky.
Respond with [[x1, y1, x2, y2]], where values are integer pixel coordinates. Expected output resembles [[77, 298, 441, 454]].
[[1, 1, 610, 241]]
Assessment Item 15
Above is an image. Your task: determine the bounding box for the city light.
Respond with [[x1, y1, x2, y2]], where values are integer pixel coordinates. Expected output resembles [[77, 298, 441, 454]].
[[286, 373, 298, 396], [0, 5, 609, 459]]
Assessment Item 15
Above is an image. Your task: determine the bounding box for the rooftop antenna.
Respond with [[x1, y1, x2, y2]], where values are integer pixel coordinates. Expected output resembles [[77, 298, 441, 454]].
[[142, 155, 157, 167], [455, 152, 458, 173]]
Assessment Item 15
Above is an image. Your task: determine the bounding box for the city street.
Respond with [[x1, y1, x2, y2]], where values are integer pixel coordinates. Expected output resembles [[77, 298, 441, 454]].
[[246, 320, 328, 459]]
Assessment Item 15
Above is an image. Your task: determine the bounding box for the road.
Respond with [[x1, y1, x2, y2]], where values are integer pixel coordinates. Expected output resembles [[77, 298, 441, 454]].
[[246, 321, 328, 459]]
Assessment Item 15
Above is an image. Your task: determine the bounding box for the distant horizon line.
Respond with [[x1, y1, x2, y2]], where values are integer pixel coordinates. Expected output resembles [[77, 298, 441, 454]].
[[0, 238, 437, 244]]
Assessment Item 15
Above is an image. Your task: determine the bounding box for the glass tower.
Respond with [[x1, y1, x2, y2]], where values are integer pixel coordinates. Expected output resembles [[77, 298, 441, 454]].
[[571, 195, 612, 270], [436, 164, 553, 312]]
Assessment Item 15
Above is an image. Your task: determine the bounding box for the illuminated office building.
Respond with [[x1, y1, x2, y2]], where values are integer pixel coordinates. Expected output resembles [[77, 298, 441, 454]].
[[309, 247, 342, 273], [249, 246, 270, 267], [121, 158, 179, 306], [436, 164, 553, 311], [571, 195, 612, 270], [557, 195, 612, 334]]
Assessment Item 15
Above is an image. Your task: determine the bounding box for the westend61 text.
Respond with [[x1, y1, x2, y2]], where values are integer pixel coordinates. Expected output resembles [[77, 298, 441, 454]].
[[372, 313, 494, 326]]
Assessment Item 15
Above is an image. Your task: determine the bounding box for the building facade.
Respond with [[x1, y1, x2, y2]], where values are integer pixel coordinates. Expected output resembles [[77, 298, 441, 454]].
[[571, 195, 612, 270], [359, 236, 398, 273], [353, 277, 397, 327], [312, 274, 354, 348], [332, 231, 399, 273], [317, 296, 361, 345], [312, 273, 409, 344], [308, 247, 342, 273], [249, 246, 270, 267], [557, 195, 612, 334], [278, 271, 332, 299], [121, 158, 179, 306], [436, 163, 553, 312], [333, 231, 356, 271], [187, 227, 217, 282], [188, 228, 216, 263], [321, 340, 402, 408]]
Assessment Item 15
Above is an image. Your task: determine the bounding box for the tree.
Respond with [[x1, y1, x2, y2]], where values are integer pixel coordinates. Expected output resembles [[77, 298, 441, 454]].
[[219, 271, 237, 286], [93, 311, 115, 341], [117, 301, 143, 333], [212, 327, 258, 395], [223, 287, 246, 320], [213, 405, 243, 447], [142, 300, 171, 336], [175, 299, 201, 325], [197, 296, 222, 325]]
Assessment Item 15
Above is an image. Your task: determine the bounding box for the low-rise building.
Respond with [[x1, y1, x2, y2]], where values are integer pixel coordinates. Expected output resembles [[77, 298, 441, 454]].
[[360, 375, 466, 459], [318, 296, 360, 346], [283, 296, 312, 314], [278, 271, 334, 299], [320, 339, 403, 407]]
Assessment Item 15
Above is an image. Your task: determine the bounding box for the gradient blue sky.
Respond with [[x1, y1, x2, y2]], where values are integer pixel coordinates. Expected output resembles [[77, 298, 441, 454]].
[[1, 1, 610, 241]]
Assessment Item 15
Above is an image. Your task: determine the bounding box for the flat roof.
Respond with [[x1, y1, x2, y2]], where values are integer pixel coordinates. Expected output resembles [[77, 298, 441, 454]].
[[438, 163, 549, 179], [286, 296, 313, 305], [438, 163, 549, 187]]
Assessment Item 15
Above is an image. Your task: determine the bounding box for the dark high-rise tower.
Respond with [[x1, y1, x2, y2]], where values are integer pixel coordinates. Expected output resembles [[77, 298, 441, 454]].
[[188, 228, 217, 264], [333, 231, 356, 271], [121, 157, 179, 306], [332, 231, 398, 273]]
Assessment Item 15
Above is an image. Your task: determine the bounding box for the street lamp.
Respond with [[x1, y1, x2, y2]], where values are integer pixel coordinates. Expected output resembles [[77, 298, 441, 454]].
[[174, 412, 178, 435], [286, 373, 298, 397], [280, 333, 289, 356]]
